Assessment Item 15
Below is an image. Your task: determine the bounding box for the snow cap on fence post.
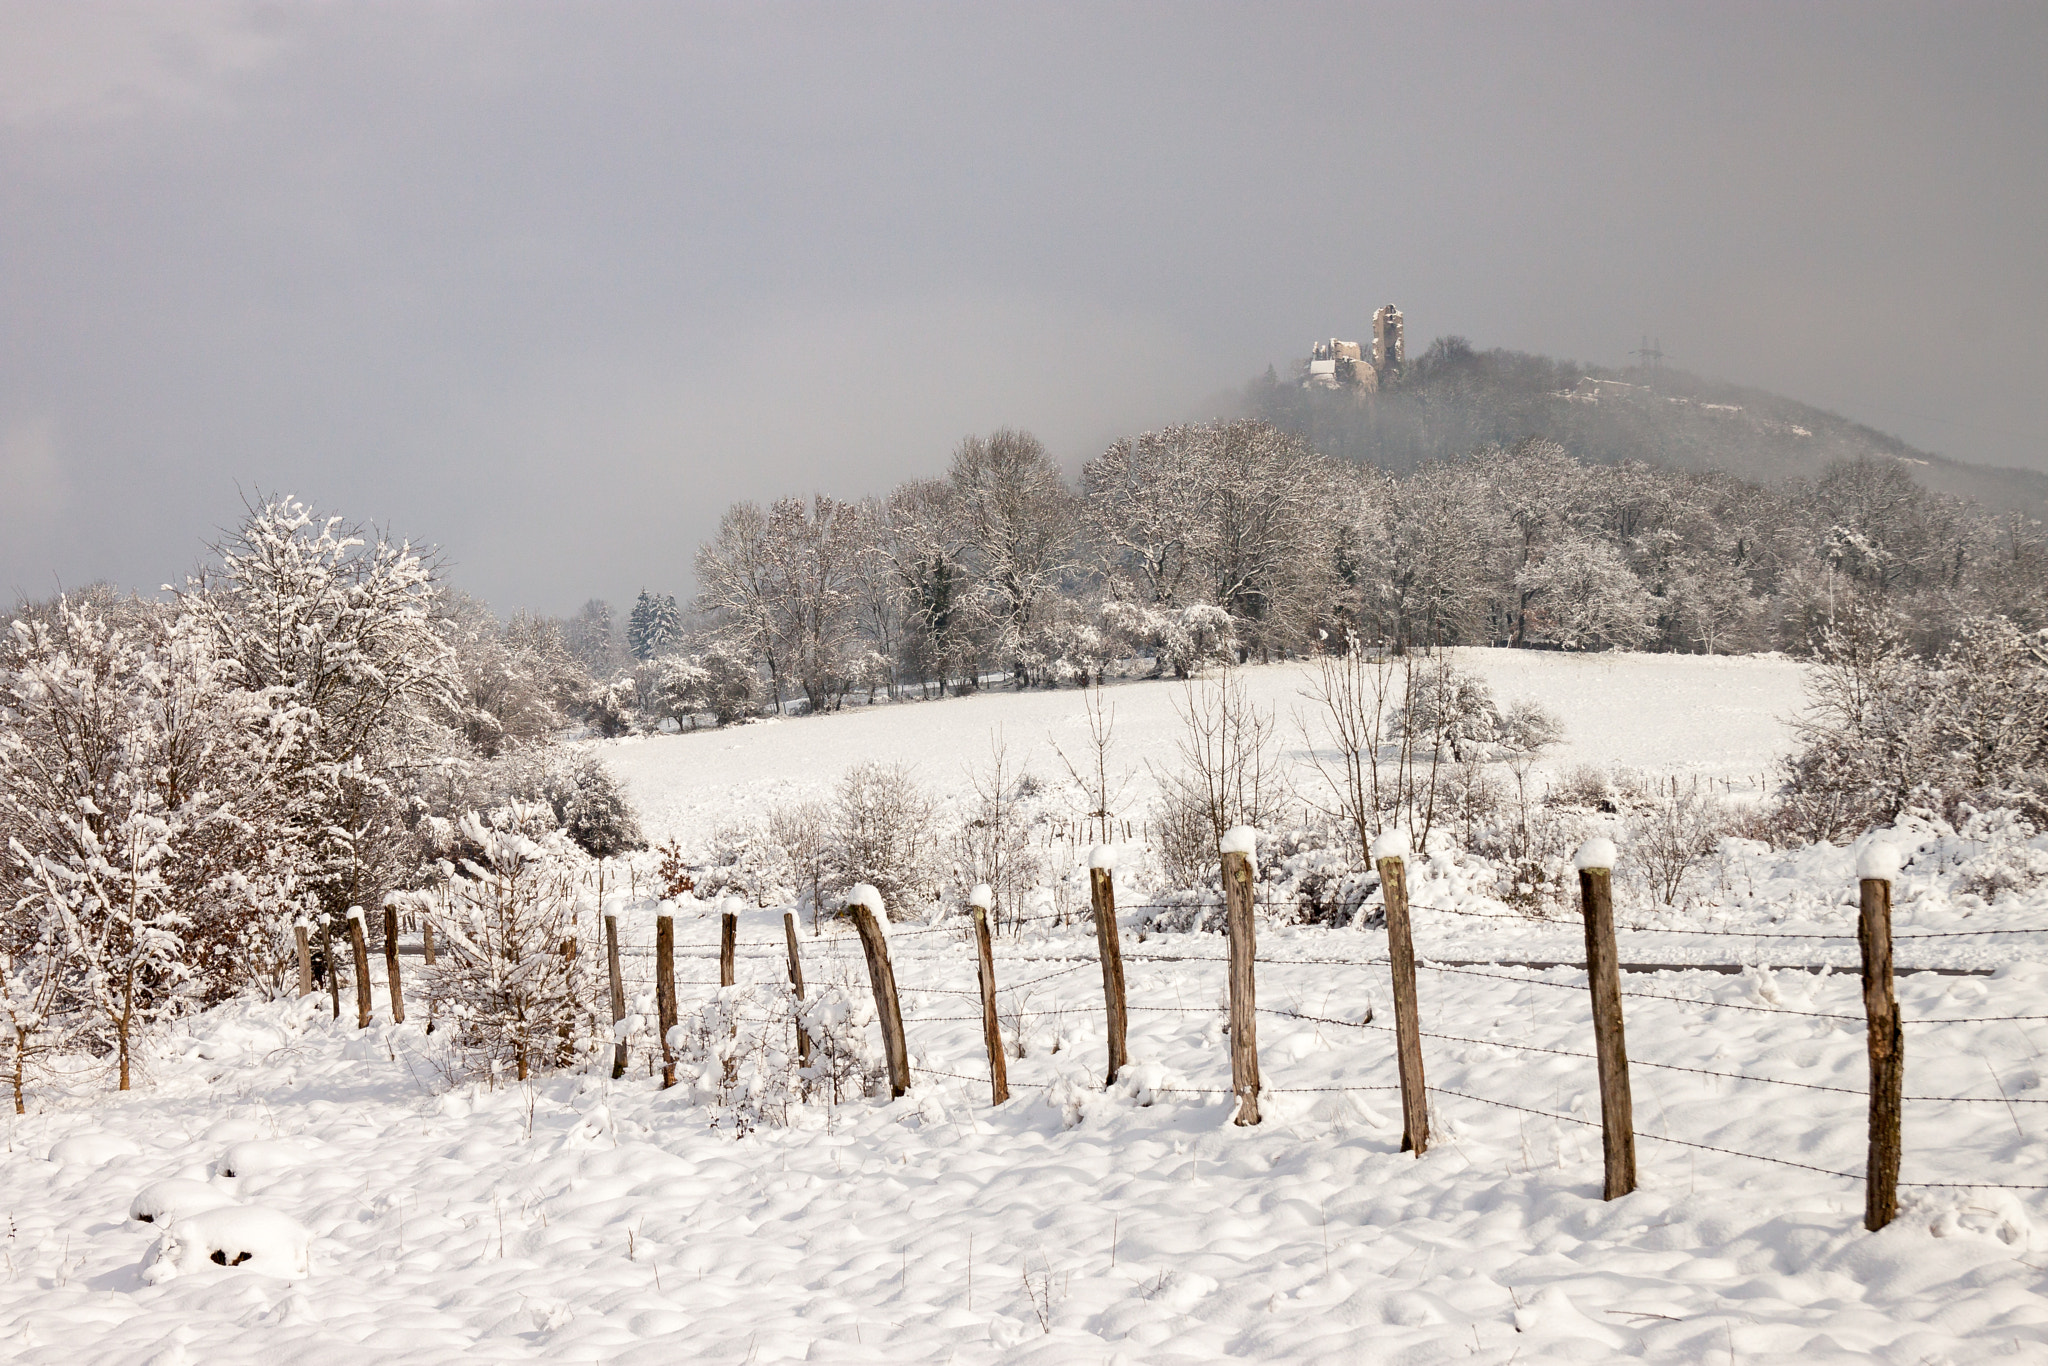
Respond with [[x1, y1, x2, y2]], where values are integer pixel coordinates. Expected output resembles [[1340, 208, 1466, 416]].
[[1574, 837, 1618, 872], [847, 883, 888, 939], [1856, 840, 1901, 883], [345, 905, 365, 925], [967, 883, 994, 911], [1087, 844, 1118, 871], [1220, 826, 1257, 875], [1370, 828, 1410, 862]]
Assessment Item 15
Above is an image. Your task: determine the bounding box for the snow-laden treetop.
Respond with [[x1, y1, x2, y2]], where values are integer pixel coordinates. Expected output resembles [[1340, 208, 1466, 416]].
[[1370, 829, 1410, 862], [967, 883, 994, 911], [1574, 837, 1618, 871], [1088, 844, 1118, 871], [1857, 841, 1901, 882]]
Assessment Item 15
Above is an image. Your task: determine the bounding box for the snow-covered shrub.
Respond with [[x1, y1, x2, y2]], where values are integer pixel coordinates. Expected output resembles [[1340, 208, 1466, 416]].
[[1147, 788, 1218, 893], [129, 1179, 235, 1225], [1150, 665, 1284, 889], [769, 799, 835, 925], [1780, 610, 2048, 841], [669, 983, 804, 1129], [951, 740, 1042, 930], [1260, 826, 1378, 927], [832, 762, 944, 916], [796, 985, 884, 1103], [1957, 845, 2048, 903], [690, 821, 796, 906], [1, 598, 305, 1092], [430, 811, 596, 1081], [542, 752, 643, 857], [1625, 780, 1733, 908]]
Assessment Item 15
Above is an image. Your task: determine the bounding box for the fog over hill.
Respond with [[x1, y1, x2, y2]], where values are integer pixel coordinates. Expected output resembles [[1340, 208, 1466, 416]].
[[1245, 339, 2048, 518]]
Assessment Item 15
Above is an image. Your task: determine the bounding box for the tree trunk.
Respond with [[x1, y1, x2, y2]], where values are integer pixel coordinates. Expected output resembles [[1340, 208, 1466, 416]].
[[118, 972, 132, 1092]]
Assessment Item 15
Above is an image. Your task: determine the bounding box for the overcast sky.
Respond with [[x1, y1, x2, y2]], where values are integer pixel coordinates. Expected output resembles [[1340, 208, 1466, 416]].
[[3, 2, 2044, 616]]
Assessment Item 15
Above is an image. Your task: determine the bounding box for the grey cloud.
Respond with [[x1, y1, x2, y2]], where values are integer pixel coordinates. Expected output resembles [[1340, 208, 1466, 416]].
[[2, 2, 2043, 613]]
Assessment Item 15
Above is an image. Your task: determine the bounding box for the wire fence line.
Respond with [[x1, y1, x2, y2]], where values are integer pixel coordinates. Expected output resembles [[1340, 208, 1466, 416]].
[[595, 895, 2048, 1197]]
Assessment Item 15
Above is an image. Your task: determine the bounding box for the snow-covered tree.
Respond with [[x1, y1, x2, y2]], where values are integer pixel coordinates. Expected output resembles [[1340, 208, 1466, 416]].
[[2, 601, 302, 1089], [181, 497, 456, 927], [626, 591, 683, 662], [949, 430, 1078, 683], [430, 809, 594, 1081], [1514, 535, 1656, 650]]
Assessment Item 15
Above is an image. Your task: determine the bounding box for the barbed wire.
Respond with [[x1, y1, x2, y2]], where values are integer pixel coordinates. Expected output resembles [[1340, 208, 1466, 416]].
[[1426, 1084, 1866, 1181]]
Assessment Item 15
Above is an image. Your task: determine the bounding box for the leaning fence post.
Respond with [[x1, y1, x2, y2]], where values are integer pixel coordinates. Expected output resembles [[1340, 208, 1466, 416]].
[[1089, 848, 1130, 1086], [969, 885, 1009, 1105], [381, 905, 406, 1026], [1857, 841, 1903, 1232], [346, 907, 374, 1029], [1373, 830, 1429, 1155], [1575, 839, 1636, 1200], [1221, 827, 1261, 1126], [783, 910, 812, 1069], [847, 884, 912, 1098], [605, 906, 628, 1080], [294, 921, 314, 998], [655, 906, 679, 1089]]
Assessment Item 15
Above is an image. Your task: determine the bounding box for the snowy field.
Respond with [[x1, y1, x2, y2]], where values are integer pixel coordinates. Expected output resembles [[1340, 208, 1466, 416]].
[[604, 648, 1808, 846], [9, 651, 2048, 1364]]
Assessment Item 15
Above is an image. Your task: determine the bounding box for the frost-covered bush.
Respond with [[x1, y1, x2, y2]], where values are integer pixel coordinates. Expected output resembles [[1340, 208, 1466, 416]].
[[1957, 845, 2048, 903], [797, 985, 884, 1103], [832, 762, 944, 915], [1780, 610, 2048, 841], [417, 748, 643, 859], [430, 811, 596, 1081], [669, 984, 806, 1128], [1625, 780, 1733, 908], [690, 821, 796, 906]]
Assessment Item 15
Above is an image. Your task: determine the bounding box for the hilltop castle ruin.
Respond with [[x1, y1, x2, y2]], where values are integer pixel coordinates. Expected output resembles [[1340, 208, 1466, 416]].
[[1306, 303, 1404, 392]]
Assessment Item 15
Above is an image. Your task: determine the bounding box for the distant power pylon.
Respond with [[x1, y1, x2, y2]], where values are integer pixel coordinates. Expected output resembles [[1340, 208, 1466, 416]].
[[1632, 335, 1665, 372]]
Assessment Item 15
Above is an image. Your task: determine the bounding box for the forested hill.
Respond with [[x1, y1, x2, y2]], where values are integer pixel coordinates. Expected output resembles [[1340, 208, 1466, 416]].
[[1244, 338, 2048, 516]]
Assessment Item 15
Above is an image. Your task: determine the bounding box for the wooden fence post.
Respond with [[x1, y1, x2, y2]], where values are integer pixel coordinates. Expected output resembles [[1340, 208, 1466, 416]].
[[1857, 841, 1903, 1232], [1373, 832, 1428, 1155], [321, 922, 341, 1020], [605, 910, 628, 1080], [655, 909, 678, 1089], [1575, 839, 1636, 1200], [720, 908, 738, 988], [969, 886, 1009, 1105], [1088, 851, 1129, 1086], [346, 908, 374, 1029], [422, 917, 437, 966], [294, 922, 313, 998], [1221, 828, 1260, 1126], [783, 910, 812, 1069], [848, 884, 911, 1098], [381, 907, 406, 1025]]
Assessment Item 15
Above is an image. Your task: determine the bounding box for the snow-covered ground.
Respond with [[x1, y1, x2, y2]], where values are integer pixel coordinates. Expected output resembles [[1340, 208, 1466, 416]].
[[9, 651, 2048, 1364]]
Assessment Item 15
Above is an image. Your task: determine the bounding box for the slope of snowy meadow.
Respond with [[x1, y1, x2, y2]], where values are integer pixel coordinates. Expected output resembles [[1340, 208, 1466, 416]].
[[603, 648, 1807, 844], [9, 650, 2048, 1364]]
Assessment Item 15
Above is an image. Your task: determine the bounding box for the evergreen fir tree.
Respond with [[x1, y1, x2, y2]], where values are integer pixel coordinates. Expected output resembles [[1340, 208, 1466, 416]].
[[627, 590, 682, 660]]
